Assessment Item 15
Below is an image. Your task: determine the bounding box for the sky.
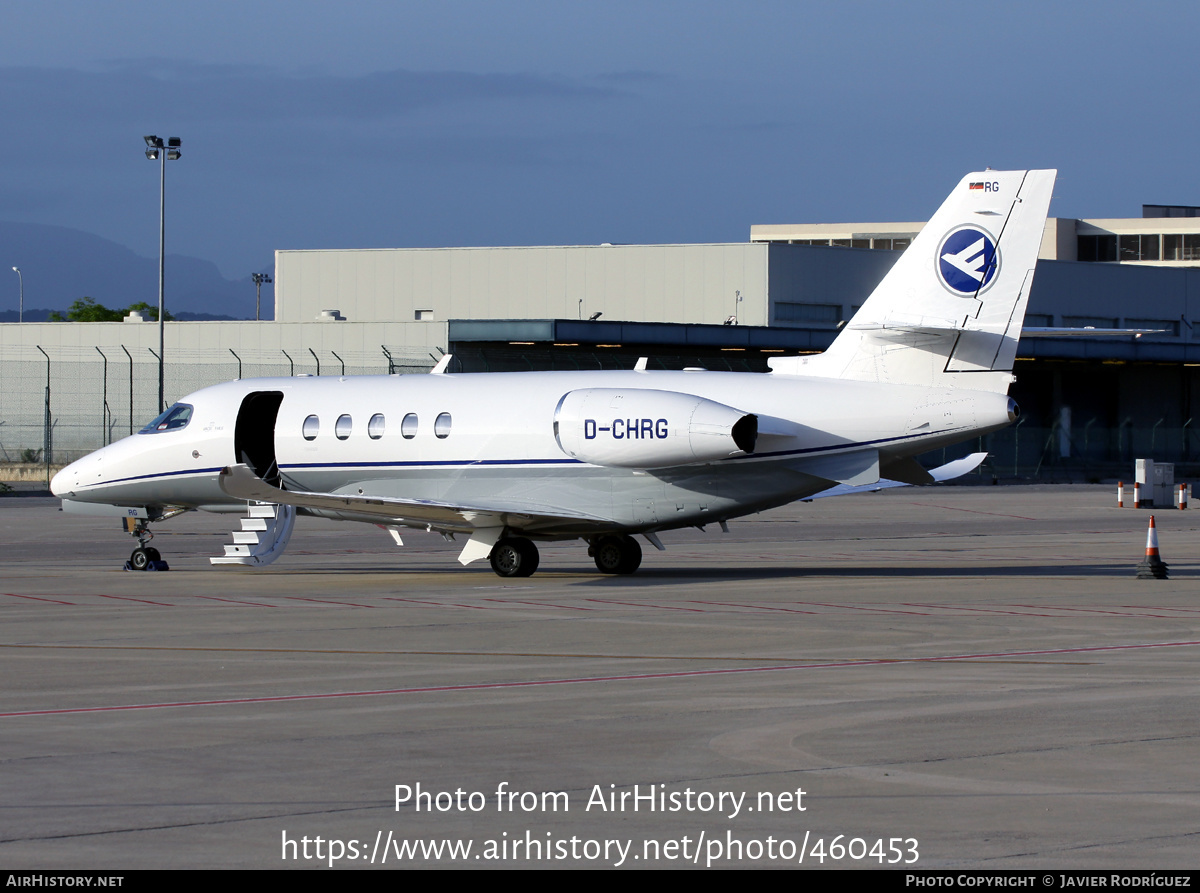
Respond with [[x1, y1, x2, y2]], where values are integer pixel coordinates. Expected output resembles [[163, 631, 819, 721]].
[[0, 1, 1196, 286]]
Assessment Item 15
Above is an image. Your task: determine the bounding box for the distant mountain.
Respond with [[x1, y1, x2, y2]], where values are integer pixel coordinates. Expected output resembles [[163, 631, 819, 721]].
[[0, 222, 273, 320], [0, 308, 243, 322], [0, 308, 63, 322]]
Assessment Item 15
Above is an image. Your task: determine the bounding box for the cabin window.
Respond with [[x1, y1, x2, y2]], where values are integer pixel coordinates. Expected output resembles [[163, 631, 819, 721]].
[[335, 414, 352, 440], [435, 412, 452, 439], [302, 415, 319, 441], [139, 403, 193, 434], [368, 413, 385, 439], [401, 413, 418, 439]]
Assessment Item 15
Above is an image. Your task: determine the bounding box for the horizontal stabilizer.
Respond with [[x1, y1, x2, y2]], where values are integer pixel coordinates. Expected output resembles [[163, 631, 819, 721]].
[[1020, 327, 1170, 338]]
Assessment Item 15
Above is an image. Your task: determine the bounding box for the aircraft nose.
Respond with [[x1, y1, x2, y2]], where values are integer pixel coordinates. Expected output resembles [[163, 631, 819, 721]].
[[50, 460, 79, 497], [51, 453, 100, 498]]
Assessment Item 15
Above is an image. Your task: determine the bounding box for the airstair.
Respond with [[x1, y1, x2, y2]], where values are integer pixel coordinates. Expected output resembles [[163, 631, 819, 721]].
[[211, 502, 296, 566]]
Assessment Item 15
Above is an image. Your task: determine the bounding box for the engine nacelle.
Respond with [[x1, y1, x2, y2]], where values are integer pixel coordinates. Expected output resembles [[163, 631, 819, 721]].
[[553, 388, 757, 469]]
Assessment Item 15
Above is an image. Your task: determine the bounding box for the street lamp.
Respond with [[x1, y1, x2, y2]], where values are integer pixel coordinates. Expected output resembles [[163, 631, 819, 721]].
[[143, 134, 181, 412], [252, 272, 272, 321], [725, 289, 743, 326], [11, 266, 22, 323]]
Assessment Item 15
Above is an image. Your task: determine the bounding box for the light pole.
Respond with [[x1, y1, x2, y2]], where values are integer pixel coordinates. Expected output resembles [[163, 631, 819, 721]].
[[252, 272, 272, 321], [11, 266, 22, 322], [143, 135, 181, 412]]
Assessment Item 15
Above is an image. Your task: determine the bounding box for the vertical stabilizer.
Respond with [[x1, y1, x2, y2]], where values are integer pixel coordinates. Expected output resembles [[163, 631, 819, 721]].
[[770, 169, 1056, 392]]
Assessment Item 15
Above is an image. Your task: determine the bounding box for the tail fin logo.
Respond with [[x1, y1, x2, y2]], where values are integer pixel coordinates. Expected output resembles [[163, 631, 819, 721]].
[[937, 226, 999, 296]]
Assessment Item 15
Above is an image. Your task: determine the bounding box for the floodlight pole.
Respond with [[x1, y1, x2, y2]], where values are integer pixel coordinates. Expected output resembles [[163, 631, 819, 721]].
[[157, 145, 165, 411], [144, 135, 181, 412], [252, 272, 272, 321], [11, 267, 22, 323]]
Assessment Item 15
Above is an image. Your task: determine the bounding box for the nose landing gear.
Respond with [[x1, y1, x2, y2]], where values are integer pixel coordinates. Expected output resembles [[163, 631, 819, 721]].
[[124, 519, 169, 571]]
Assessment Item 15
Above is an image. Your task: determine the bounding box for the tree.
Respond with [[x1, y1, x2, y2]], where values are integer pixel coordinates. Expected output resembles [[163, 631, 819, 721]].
[[65, 297, 123, 321], [46, 298, 174, 322]]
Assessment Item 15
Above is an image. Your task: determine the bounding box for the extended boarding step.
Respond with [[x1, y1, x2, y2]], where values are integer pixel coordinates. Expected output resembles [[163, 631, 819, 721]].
[[211, 502, 296, 566]]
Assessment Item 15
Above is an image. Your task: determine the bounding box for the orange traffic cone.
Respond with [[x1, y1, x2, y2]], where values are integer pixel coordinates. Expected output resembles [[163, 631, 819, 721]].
[[1136, 515, 1169, 579]]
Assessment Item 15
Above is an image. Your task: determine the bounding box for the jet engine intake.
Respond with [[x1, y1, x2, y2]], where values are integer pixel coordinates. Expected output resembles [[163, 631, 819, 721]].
[[554, 388, 757, 469]]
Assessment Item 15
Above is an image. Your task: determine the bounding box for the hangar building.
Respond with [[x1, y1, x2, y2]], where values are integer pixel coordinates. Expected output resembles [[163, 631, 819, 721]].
[[5, 205, 1200, 479]]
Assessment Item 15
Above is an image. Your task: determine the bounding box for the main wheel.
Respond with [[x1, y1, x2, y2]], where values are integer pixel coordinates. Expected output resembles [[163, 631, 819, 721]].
[[489, 537, 540, 578], [130, 547, 151, 571], [592, 534, 642, 575]]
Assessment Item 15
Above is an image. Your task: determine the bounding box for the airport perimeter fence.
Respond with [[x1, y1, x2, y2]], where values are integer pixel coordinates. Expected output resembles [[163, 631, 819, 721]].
[[2, 344, 1197, 482], [0, 344, 434, 465], [936, 419, 1200, 483]]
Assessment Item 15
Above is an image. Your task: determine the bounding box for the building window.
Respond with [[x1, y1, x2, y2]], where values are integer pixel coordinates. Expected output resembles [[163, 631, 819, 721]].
[[302, 415, 319, 441], [434, 413, 452, 439], [1078, 235, 1117, 262], [335, 414, 352, 440], [1164, 234, 1200, 261], [1144, 204, 1200, 218], [368, 413, 385, 440], [401, 413, 418, 439], [1119, 234, 1160, 261]]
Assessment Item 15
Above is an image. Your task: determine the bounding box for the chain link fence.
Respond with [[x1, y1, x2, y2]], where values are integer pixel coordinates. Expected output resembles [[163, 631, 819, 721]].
[[3, 343, 1195, 482], [930, 421, 1200, 483], [0, 345, 435, 464]]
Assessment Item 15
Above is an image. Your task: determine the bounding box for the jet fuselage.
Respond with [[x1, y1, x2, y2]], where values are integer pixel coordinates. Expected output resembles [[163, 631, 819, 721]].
[[52, 369, 1013, 536]]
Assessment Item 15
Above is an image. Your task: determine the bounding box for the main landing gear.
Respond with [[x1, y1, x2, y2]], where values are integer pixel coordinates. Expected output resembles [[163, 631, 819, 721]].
[[489, 537, 540, 578], [589, 534, 642, 575], [484, 533, 644, 578], [124, 519, 169, 571]]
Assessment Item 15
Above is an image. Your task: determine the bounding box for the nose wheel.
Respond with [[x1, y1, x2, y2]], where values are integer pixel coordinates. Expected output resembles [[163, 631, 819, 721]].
[[124, 520, 169, 571], [129, 547, 162, 570]]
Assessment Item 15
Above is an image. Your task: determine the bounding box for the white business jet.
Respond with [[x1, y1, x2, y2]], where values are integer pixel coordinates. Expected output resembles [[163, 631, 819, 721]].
[[52, 169, 1055, 577]]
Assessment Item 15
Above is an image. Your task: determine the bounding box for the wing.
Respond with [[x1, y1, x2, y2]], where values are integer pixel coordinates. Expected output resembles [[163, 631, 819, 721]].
[[217, 463, 613, 536], [802, 452, 987, 500]]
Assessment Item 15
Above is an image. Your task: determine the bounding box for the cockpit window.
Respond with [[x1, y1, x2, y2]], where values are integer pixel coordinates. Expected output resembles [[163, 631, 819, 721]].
[[139, 403, 193, 434]]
